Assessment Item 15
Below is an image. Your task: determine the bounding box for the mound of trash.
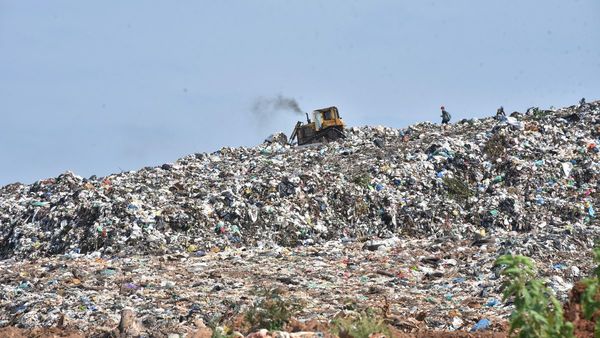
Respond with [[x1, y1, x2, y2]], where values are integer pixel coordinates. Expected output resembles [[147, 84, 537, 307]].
[[1, 101, 600, 260]]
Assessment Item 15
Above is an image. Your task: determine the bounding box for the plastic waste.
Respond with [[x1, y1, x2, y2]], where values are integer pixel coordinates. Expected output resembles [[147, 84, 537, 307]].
[[470, 319, 491, 332]]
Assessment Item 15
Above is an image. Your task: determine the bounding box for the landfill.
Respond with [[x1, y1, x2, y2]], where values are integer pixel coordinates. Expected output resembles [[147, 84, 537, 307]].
[[1, 100, 600, 336]]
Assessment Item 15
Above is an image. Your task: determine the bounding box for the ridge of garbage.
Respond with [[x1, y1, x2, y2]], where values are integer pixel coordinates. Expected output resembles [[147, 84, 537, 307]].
[[1, 101, 599, 261]]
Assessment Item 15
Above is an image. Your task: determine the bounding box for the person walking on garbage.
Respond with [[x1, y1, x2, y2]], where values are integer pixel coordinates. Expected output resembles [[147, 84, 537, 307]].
[[496, 106, 505, 120], [579, 97, 587, 111], [440, 106, 451, 125]]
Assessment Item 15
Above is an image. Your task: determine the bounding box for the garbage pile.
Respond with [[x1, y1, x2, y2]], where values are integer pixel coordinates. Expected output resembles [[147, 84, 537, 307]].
[[2, 100, 600, 336], [1, 101, 600, 260]]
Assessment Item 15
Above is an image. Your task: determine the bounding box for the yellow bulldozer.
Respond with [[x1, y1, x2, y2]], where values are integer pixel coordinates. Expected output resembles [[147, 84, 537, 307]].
[[289, 106, 346, 146]]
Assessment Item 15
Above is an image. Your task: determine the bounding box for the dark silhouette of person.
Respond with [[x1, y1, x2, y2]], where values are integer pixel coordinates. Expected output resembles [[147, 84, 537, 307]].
[[440, 106, 451, 125]]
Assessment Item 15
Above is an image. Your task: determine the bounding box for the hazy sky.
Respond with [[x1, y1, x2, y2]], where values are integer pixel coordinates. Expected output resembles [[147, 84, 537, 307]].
[[1, 1, 599, 185]]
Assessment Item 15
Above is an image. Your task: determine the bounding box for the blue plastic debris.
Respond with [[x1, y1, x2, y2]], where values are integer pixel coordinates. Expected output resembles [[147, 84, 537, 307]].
[[31, 201, 49, 207], [100, 268, 117, 277], [486, 298, 500, 307], [17, 281, 31, 290], [452, 277, 465, 283], [552, 263, 567, 270], [470, 318, 491, 332], [11, 304, 27, 314]]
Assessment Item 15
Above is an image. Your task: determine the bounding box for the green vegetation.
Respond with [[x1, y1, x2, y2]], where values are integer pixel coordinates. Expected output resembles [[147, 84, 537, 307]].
[[211, 328, 236, 338], [483, 133, 508, 160], [245, 287, 303, 331], [331, 309, 391, 338], [495, 254, 574, 337], [530, 107, 553, 120], [352, 173, 372, 189], [443, 176, 473, 202], [580, 246, 600, 335]]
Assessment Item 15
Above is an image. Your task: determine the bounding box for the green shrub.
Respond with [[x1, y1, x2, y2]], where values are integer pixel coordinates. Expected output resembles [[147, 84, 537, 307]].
[[245, 287, 303, 331], [211, 327, 236, 338], [530, 107, 552, 120], [495, 255, 574, 337], [580, 246, 600, 335], [331, 309, 391, 338]]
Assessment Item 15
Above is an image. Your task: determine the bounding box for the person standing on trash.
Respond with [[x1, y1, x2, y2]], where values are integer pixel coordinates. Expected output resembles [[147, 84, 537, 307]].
[[440, 106, 451, 125], [496, 106, 505, 120], [579, 98, 587, 110]]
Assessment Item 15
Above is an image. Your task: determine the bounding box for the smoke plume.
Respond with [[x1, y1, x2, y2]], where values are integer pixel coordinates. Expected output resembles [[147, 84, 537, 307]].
[[251, 95, 303, 117]]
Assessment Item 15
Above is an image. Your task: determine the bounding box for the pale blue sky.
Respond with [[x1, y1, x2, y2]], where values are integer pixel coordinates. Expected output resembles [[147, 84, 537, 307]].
[[1, 1, 599, 185]]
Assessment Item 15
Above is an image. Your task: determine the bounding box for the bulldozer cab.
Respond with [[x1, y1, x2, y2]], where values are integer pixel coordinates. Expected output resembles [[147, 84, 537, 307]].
[[313, 107, 343, 131]]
